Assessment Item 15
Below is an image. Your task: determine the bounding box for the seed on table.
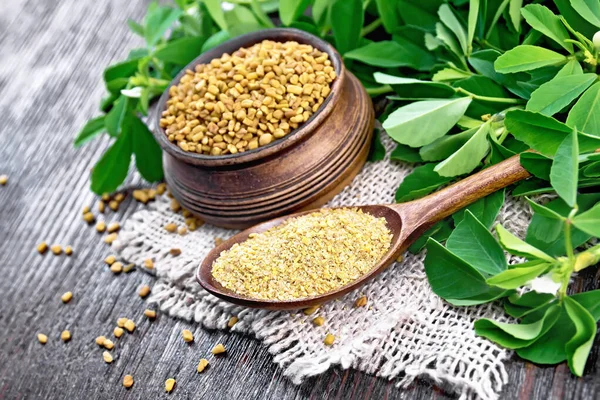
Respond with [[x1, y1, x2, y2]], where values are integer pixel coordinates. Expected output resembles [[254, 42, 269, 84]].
[[147, 189, 157, 200], [61, 291, 73, 303], [104, 233, 118, 244], [123, 374, 134, 388], [103, 351, 113, 364], [170, 199, 181, 213], [396, 255, 403, 263], [123, 263, 135, 273], [64, 246, 73, 256], [104, 255, 116, 265], [211, 343, 226, 355], [169, 248, 181, 257], [139, 285, 151, 298], [303, 305, 319, 315], [164, 223, 177, 233], [214, 237, 223, 246], [178, 226, 187, 236], [98, 200, 105, 213], [312, 316, 325, 326], [157, 183, 167, 195], [0, 175, 7, 185], [114, 327, 124, 338], [117, 318, 128, 328], [144, 259, 154, 269], [133, 190, 149, 204], [165, 378, 176, 393], [144, 309, 156, 320], [103, 339, 115, 350], [324, 334, 335, 346], [354, 296, 367, 308], [115, 193, 125, 202], [110, 262, 123, 274], [124, 319, 135, 333], [96, 221, 106, 233], [95, 336, 106, 346], [51, 245, 62, 255], [197, 358, 209, 373], [37, 333, 47, 344], [182, 329, 194, 343], [82, 206, 90, 214], [109, 200, 119, 211], [37, 242, 48, 254], [61, 330, 71, 342], [83, 212, 95, 224], [227, 316, 238, 328], [102, 193, 110, 202], [106, 222, 120, 233]]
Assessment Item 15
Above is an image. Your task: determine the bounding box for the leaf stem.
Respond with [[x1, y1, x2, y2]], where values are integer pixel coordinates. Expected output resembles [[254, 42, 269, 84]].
[[361, 18, 382, 37], [454, 87, 525, 104], [366, 84, 393, 96]]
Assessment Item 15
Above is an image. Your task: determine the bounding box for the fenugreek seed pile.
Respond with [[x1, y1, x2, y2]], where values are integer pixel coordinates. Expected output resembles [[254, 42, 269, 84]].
[[160, 40, 336, 156], [211, 208, 392, 300]]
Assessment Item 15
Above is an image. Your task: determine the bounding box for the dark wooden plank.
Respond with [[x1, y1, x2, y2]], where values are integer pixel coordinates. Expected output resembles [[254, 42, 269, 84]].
[[0, 1, 598, 399]]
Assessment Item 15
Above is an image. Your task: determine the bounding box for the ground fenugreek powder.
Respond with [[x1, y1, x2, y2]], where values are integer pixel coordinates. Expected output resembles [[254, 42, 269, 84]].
[[160, 40, 336, 156], [211, 208, 392, 300]]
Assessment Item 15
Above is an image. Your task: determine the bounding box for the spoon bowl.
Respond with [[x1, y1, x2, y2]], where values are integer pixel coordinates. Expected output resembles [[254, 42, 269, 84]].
[[197, 155, 530, 310]]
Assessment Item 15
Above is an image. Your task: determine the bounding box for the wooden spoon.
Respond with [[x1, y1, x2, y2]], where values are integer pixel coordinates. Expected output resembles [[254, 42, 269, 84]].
[[197, 154, 530, 310]]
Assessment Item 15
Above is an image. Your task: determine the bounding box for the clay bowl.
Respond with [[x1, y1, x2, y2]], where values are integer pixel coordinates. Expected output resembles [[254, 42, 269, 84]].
[[153, 28, 374, 229]]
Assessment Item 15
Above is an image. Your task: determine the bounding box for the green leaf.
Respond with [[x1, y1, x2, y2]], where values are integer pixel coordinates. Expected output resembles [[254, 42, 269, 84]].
[[395, 163, 453, 202], [446, 287, 511, 306], [345, 41, 435, 70], [446, 210, 507, 276], [525, 197, 564, 220], [390, 144, 423, 163], [367, 128, 386, 162], [435, 22, 464, 59], [486, 261, 551, 289], [494, 45, 566, 73], [90, 129, 132, 194], [570, 0, 600, 27], [571, 290, 600, 321], [550, 128, 579, 207], [526, 74, 597, 116], [424, 239, 493, 300], [375, 0, 401, 34], [555, 59, 583, 78], [520, 4, 573, 52], [438, 4, 468, 55], [383, 98, 472, 147], [420, 127, 478, 162], [504, 292, 555, 318], [103, 58, 140, 86], [202, 30, 231, 52], [434, 122, 490, 177], [496, 224, 555, 262], [223, 5, 262, 36], [432, 67, 473, 82], [74, 116, 105, 147], [331, 0, 363, 54], [519, 152, 552, 180], [573, 203, 600, 237], [408, 219, 452, 254], [508, 0, 523, 32], [583, 160, 600, 177], [475, 305, 560, 348], [567, 82, 600, 137], [374, 73, 455, 99], [564, 297, 597, 376], [128, 115, 163, 182], [154, 36, 205, 65], [516, 305, 572, 364], [203, 0, 228, 31], [279, 0, 311, 26], [453, 189, 504, 229], [313, 0, 334, 28], [467, 0, 479, 51], [144, 5, 183, 46], [554, 0, 598, 38], [105, 96, 129, 137], [127, 19, 145, 37], [250, 0, 275, 28]]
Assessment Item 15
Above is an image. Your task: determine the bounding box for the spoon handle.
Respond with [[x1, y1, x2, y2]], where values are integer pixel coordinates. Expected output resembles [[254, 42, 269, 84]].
[[393, 154, 530, 245]]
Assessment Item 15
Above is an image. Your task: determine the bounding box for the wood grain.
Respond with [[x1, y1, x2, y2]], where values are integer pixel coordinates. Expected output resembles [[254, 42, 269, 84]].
[[0, 0, 598, 399]]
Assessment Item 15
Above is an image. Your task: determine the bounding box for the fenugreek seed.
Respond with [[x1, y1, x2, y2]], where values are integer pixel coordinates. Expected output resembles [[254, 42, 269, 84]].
[[182, 329, 194, 343], [0, 175, 8, 185], [197, 358, 209, 373], [61, 330, 71, 342], [144, 259, 154, 269], [312, 316, 325, 326], [82, 205, 90, 214], [104, 339, 115, 350], [37, 242, 48, 254], [117, 318, 127, 328], [103, 351, 113, 363], [303, 305, 319, 315], [61, 291, 73, 303], [211, 343, 226, 355], [104, 255, 116, 265], [123, 375, 134, 388], [104, 233, 118, 244], [170, 248, 181, 256], [115, 193, 125, 202], [215, 237, 223, 246], [258, 133, 273, 146], [124, 319, 135, 332], [37, 333, 48, 344], [123, 263, 135, 273], [83, 212, 95, 224], [178, 226, 187, 235], [227, 316, 239, 328], [96, 221, 106, 233], [139, 285, 151, 298], [51, 245, 62, 255], [95, 336, 106, 346], [354, 296, 368, 308], [144, 309, 157, 319], [114, 327, 124, 338], [109, 200, 119, 211], [110, 262, 123, 274], [147, 189, 157, 200], [171, 198, 181, 212], [396, 255, 404, 263], [102, 193, 110, 202], [133, 190, 149, 204], [64, 246, 73, 256], [324, 334, 335, 346], [157, 183, 167, 195], [165, 378, 176, 393], [164, 223, 177, 233], [107, 223, 120, 233], [98, 200, 105, 213]]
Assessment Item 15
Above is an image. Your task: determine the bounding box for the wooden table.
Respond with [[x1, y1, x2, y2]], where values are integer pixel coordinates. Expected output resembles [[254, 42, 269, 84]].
[[0, 0, 598, 398]]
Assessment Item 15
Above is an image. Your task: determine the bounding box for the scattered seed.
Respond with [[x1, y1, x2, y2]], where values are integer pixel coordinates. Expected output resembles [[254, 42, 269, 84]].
[[354, 296, 367, 308], [102, 193, 110, 202], [117, 318, 128, 328], [83, 212, 95, 224], [109, 200, 119, 211], [144, 309, 157, 319], [312, 316, 325, 326], [197, 358, 209, 373], [103, 339, 115, 350], [61, 291, 73, 303], [144, 259, 154, 269], [139, 285, 151, 298], [51, 245, 62, 255], [214, 238, 223, 246], [37, 242, 48, 254], [115, 193, 125, 202], [104, 255, 116, 265], [178, 226, 187, 236], [157, 183, 167, 195], [37, 333, 48, 344], [107, 222, 120, 233], [182, 329, 194, 343], [96, 221, 106, 233], [165, 378, 176, 393], [396, 255, 404, 263], [164, 223, 177, 233], [114, 327, 124, 338], [82, 206, 90, 214], [169, 248, 181, 257], [133, 190, 149, 204], [227, 316, 239, 328], [124, 319, 135, 333], [123, 374, 134, 388], [64, 246, 73, 256], [147, 189, 157, 200], [303, 305, 319, 315], [0, 175, 7, 185], [170, 199, 181, 213], [110, 262, 123, 274], [98, 200, 105, 213], [123, 263, 135, 273], [324, 333, 335, 346], [103, 351, 113, 363], [211, 343, 226, 355], [96, 336, 106, 346], [61, 330, 71, 342], [104, 233, 118, 244]]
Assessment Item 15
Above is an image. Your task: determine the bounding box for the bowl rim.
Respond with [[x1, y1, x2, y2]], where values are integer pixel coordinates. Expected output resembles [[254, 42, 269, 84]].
[[153, 28, 346, 167]]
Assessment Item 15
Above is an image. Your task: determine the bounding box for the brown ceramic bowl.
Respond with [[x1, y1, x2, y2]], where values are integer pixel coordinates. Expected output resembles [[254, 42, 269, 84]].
[[153, 28, 374, 229]]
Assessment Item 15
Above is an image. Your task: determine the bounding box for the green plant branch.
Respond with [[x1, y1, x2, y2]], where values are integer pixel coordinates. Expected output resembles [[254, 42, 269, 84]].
[[361, 18, 382, 37], [366, 84, 394, 96], [454, 87, 525, 104]]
